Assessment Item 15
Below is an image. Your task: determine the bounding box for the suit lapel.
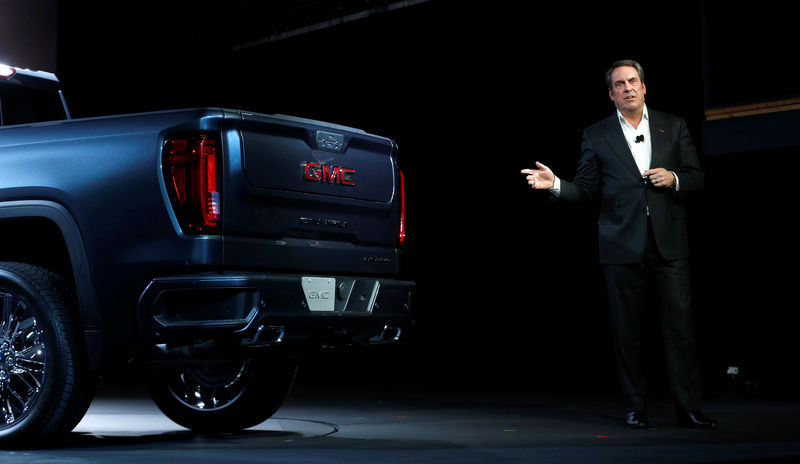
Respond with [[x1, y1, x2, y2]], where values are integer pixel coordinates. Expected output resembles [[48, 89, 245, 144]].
[[648, 110, 668, 169], [602, 114, 642, 179]]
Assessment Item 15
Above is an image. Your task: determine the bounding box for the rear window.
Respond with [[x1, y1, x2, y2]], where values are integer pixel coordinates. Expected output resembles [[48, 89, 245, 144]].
[[0, 83, 67, 126]]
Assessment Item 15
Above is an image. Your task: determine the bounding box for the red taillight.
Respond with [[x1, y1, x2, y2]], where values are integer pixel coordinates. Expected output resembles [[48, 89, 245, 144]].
[[164, 133, 221, 233], [398, 169, 407, 244]]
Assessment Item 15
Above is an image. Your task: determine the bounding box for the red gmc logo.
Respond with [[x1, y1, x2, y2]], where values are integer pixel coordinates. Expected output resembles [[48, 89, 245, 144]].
[[303, 162, 355, 186]]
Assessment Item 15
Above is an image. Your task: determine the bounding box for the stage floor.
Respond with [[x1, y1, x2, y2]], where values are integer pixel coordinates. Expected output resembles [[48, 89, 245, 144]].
[[6, 382, 800, 463]]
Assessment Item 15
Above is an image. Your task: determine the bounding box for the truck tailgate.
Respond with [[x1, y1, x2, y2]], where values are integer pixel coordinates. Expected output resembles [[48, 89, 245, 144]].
[[241, 114, 394, 203], [222, 111, 403, 272]]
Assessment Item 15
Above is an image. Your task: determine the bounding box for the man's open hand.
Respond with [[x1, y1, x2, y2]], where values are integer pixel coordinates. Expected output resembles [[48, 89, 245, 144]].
[[521, 162, 555, 190]]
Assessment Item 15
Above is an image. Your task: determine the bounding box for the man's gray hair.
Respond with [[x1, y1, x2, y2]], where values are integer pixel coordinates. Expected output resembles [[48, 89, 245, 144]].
[[605, 60, 645, 88]]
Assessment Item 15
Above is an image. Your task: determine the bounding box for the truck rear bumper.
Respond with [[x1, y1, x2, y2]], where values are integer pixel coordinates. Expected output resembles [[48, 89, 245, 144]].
[[137, 272, 415, 350]]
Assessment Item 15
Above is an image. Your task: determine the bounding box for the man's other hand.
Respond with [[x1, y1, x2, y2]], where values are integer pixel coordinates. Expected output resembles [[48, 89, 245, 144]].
[[643, 168, 675, 188]]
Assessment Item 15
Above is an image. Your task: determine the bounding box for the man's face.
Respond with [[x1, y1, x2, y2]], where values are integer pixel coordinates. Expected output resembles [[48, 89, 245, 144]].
[[608, 65, 646, 115]]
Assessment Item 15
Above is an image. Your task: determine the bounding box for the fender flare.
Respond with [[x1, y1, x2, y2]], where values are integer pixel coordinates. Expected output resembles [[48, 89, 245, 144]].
[[0, 200, 102, 370]]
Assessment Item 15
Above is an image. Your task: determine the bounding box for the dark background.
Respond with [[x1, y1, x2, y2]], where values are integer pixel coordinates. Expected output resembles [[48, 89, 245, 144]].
[[3, 1, 799, 400]]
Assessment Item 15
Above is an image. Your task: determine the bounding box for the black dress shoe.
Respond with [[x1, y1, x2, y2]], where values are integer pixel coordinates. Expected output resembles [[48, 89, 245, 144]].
[[676, 409, 718, 429], [626, 410, 649, 429]]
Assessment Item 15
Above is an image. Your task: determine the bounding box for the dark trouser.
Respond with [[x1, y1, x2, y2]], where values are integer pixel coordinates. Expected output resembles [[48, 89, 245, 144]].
[[602, 225, 703, 413]]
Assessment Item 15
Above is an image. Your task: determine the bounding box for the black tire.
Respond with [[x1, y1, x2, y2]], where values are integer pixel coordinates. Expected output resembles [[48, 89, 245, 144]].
[[0, 262, 94, 447], [147, 358, 297, 433]]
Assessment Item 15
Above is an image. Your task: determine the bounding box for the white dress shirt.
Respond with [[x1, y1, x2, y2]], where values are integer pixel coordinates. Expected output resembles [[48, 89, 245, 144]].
[[618, 106, 651, 176]]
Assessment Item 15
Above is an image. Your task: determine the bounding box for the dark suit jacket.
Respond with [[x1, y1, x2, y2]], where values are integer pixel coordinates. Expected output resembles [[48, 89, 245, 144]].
[[559, 109, 704, 264]]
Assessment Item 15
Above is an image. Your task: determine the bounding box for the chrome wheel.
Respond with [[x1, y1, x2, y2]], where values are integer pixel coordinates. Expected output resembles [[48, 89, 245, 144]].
[[167, 361, 252, 411], [149, 358, 297, 433], [0, 263, 94, 447], [0, 292, 46, 428]]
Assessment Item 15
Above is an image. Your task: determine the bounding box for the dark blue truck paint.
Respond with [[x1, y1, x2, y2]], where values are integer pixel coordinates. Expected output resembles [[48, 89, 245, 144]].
[[0, 65, 414, 443]]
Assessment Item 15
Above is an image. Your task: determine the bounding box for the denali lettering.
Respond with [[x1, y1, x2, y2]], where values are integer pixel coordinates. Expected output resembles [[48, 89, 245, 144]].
[[303, 162, 355, 186], [299, 217, 348, 228]]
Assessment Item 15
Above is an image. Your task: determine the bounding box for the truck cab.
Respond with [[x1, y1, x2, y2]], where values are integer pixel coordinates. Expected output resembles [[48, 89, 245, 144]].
[[0, 64, 70, 125]]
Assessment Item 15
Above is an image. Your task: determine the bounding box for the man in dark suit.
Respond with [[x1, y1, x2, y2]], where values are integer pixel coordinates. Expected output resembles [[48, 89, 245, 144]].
[[521, 59, 717, 429]]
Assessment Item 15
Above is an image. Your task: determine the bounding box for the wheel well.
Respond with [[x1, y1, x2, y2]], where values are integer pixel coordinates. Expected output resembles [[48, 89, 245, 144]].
[[0, 217, 75, 285], [0, 212, 106, 374]]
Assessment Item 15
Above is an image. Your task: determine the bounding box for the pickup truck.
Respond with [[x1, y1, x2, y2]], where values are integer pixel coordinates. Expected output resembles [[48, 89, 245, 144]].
[[0, 64, 414, 445]]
